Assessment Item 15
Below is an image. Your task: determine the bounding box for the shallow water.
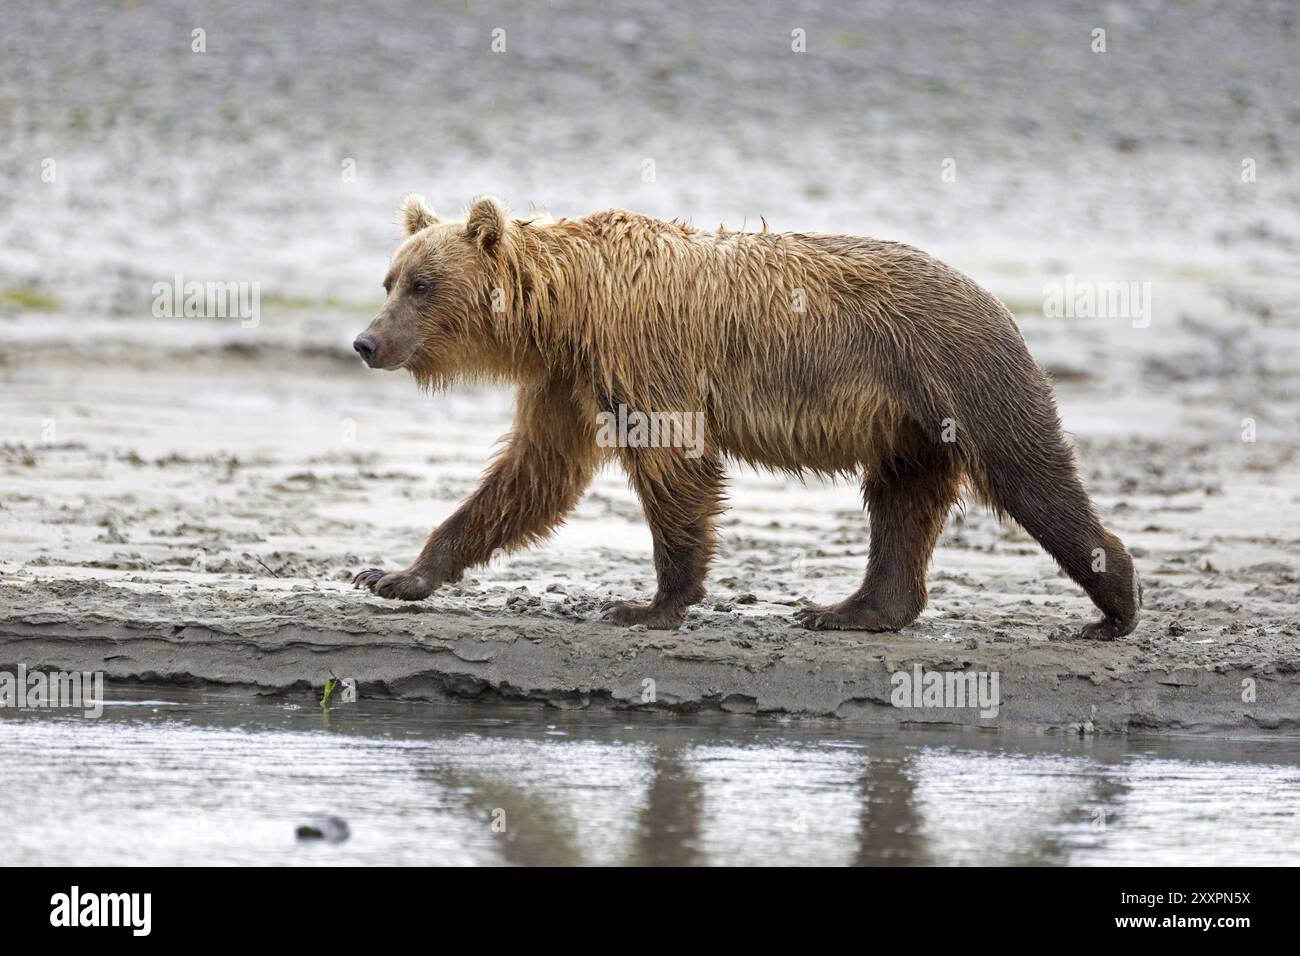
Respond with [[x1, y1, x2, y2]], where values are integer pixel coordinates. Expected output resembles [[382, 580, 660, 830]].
[[3, 689, 1298, 866]]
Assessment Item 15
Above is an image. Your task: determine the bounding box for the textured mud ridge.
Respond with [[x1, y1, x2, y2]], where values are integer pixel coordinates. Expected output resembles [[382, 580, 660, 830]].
[[3, 580, 1297, 736]]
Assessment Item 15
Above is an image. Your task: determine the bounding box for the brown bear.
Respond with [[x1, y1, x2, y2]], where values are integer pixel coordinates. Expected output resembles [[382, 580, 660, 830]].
[[351, 194, 1141, 639]]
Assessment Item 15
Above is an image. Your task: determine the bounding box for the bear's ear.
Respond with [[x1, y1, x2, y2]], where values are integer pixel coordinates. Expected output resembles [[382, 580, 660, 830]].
[[465, 195, 507, 250], [399, 194, 442, 235]]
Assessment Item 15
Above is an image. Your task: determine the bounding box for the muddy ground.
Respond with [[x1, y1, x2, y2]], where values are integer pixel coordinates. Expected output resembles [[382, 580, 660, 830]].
[[1, 343, 1297, 733], [1, 1, 1298, 733]]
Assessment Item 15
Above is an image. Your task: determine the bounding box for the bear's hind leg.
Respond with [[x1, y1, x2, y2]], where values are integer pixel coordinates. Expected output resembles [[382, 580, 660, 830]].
[[602, 450, 724, 630], [971, 435, 1141, 640], [796, 439, 960, 631], [886, 329, 1141, 638]]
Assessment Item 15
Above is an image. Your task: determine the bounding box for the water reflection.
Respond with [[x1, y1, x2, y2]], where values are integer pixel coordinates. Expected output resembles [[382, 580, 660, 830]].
[[686, 743, 866, 866], [909, 750, 1106, 865], [2, 693, 1298, 866], [631, 744, 703, 866]]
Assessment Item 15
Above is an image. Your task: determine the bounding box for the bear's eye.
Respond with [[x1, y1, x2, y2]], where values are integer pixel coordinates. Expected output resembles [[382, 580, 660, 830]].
[[412, 280, 430, 295]]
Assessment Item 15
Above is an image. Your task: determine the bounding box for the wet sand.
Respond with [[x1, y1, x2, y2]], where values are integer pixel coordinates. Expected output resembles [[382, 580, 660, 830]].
[[2, 1, 1298, 734], [1, 339, 1297, 734]]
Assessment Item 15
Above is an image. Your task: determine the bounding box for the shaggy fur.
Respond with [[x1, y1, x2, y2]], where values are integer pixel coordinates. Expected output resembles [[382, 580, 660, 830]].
[[352, 195, 1141, 639]]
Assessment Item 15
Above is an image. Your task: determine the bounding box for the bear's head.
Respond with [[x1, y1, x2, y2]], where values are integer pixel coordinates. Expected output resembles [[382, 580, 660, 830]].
[[353, 194, 510, 379]]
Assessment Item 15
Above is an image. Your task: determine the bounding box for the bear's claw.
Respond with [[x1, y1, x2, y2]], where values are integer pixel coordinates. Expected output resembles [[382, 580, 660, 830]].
[[352, 568, 386, 588], [1078, 617, 1125, 641], [793, 600, 912, 632], [352, 567, 434, 601], [601, 599, 686, 630]]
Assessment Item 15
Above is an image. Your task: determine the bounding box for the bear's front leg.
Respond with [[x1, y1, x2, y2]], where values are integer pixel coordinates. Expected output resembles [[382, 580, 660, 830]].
[[353, 378, 599, 602], [602, 449, 724, 630]]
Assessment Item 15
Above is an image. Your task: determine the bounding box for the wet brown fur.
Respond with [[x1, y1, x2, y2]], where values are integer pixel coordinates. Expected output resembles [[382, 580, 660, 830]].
[[352, 196, 1141, 639]]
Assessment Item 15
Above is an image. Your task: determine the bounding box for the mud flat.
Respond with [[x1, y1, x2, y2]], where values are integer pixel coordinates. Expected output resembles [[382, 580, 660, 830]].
[[2, 344, 1298, 737], [2, 310, 1298, 737], [2, 1, 1298, 739], [2, 575, 1297, 736]]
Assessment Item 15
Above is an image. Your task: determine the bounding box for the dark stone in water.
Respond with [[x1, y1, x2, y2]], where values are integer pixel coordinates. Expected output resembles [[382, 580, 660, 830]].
[[296, 817, 350, 843]]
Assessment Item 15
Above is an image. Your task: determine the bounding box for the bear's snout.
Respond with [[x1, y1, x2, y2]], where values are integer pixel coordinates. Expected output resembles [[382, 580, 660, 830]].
[[353, 334, 380, 367]]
